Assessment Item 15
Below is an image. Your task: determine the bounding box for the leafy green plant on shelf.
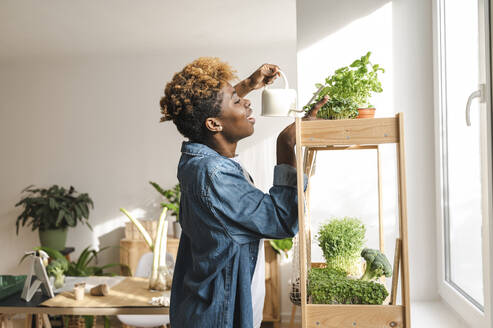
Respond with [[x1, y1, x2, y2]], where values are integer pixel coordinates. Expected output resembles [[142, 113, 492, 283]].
[[317, 217, 366, 276], [308, 267, 388, 304], [150, 182, 180, 219], [308, 217, 393, 305], [304, 51, 384, 119]]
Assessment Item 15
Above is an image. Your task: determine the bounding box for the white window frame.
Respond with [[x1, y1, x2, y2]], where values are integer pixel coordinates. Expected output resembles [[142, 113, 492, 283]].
[[433, 0, 493, 326]]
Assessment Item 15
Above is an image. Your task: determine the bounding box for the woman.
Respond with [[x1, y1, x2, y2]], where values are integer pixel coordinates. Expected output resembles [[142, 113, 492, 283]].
[[160, 57, 327, 328]]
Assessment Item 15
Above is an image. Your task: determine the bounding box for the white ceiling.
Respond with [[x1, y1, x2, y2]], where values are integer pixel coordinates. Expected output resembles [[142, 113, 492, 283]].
[[0, 0, 296, 58]]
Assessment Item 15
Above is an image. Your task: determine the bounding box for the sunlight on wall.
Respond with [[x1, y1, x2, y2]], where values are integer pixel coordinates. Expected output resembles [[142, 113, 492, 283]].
[[90, 208, 146, 250], [295, 2, 397, 300], [297, 2, 393, 114]]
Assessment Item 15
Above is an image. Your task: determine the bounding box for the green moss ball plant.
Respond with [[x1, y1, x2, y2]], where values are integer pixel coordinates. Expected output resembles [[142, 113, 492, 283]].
[[317, 217, 366, 276]]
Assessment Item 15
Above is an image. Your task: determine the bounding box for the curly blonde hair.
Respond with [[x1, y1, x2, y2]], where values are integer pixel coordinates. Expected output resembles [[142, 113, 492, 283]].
[[160, 57, 237, 141]]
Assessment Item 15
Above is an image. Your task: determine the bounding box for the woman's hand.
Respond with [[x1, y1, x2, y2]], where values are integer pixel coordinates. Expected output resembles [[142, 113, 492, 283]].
[[276, 96, 329, 167], [247, 64, 281, 90], [235, 64, 281, 97]]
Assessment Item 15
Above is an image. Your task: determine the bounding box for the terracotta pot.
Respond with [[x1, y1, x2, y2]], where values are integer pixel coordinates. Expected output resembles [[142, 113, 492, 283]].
[[357, 108, 376, 119]]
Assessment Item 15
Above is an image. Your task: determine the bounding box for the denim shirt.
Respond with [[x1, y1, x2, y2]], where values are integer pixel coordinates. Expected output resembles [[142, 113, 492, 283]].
[[170, 141, 307, 328]]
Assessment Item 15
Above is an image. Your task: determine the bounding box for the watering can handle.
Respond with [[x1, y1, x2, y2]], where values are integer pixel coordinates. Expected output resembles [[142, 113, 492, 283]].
[[264, 70, 289, 89]]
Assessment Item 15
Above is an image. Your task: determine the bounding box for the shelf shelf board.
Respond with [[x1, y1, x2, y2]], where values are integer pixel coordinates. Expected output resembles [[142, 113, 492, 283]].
[[300, 116, 399, 147]]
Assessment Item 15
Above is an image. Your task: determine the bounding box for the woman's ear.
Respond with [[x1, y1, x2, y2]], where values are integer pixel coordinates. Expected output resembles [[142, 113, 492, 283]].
[[205, 117, 223, 132]]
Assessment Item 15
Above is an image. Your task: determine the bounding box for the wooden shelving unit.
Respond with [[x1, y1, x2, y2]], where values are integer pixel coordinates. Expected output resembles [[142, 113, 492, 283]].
[[294, 113, 411, 328]]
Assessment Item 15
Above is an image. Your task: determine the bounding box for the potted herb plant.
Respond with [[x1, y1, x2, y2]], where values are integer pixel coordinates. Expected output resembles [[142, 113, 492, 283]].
[[150, 182, 181, 238], [15, 185, 93, 250], [304, 51, 384, 119]]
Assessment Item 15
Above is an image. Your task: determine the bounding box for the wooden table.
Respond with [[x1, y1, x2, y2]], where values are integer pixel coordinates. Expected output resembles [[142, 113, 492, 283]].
[[0, 277, 168, 328], [120, 239, 281, 327]]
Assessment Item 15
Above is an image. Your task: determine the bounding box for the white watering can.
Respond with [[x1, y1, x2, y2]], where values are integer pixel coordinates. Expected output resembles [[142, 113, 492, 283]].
[[261, 71, 299, 117]]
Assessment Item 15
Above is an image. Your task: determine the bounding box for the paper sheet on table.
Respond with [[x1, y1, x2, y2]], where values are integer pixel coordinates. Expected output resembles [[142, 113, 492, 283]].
[[41, 277, 170, 308]]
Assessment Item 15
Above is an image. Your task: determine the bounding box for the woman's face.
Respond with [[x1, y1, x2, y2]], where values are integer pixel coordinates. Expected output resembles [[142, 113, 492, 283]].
[[214, 83, 255, 142]]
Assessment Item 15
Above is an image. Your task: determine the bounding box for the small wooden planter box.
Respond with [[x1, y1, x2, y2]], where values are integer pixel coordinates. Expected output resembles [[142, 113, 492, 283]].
[[294, 114, 411, 328], [124, 219, 158, 241], [119, 238, 180, 276]]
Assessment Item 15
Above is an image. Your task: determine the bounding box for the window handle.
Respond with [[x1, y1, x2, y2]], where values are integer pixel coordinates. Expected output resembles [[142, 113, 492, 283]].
[[466, 84, 486, 126]]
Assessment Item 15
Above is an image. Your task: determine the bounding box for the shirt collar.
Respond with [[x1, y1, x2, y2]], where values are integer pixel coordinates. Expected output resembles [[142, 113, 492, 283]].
[[180, 141, 222, 157]]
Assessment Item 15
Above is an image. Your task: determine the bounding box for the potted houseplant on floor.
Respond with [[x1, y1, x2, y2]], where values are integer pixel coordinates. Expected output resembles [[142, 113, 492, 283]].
[[150, 182, 181, 238], [304, 51, 384, 119], [15, 185, 93, 250]]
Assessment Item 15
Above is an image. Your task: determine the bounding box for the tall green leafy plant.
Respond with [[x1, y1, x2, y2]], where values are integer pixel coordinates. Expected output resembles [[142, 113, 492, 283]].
[[150, 182, 180, 220], [304, 51, 384, 119], [317, 217, 366, 275], [15, 185, 93, 234]]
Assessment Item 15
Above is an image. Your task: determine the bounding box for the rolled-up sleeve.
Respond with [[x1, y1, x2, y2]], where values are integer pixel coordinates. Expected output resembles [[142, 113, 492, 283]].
[[274, 164, 307, 188], [206, 163, 308, 244]]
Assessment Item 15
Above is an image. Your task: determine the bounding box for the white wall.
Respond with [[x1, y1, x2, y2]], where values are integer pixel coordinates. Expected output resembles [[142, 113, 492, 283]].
[[0, 5, 298, 314], [0, 44, 298, 271], [296, 0, 437, 307], [392, 0, 436, 301]]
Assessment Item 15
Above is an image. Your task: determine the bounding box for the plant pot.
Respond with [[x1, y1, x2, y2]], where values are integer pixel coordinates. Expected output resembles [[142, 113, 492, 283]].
[[39, 228, 67, 250], [356, 107, 376, 119]]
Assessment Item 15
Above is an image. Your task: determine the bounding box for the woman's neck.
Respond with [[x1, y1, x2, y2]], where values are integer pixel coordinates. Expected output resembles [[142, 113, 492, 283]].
[[203, 137, 237, 158]]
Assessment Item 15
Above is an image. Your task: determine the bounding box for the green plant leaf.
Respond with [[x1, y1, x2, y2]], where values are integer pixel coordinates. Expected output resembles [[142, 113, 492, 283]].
[[269, 238, 293, 258], [14, 184, 93, 232]]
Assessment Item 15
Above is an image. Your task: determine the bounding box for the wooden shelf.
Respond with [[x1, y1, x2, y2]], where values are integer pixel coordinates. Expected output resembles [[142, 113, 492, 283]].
[[300, 117, 399, 147], [294, 113, 411, 328]]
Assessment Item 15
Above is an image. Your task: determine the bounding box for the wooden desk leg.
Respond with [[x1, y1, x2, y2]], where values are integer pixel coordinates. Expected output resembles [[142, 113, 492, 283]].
[[1, 314, 14, 328], [25, 314, 33, 328], [67, 315, 81, 328], [35, 314, 43, 328], [41, 315, 51, 328]]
